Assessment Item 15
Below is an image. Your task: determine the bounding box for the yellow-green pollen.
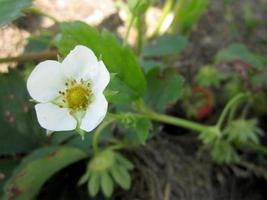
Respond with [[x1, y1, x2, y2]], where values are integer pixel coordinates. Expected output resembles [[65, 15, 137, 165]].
[[67, 86, 90, 110], [58, 79, 92, 112]]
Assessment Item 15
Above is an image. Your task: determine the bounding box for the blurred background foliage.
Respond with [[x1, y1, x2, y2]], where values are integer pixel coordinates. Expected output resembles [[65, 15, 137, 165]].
[[0, 0, 267, 199]]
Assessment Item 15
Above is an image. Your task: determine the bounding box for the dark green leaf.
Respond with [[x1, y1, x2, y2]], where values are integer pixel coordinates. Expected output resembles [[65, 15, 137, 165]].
[[0, 159, 21, 196], [135, 117, 152, 144], [0, 0, 32, 26], [144, 68, 184, 112], [215, 44, 267, 69], [25, 31, 53, 53], [142, 34, 187, 57], [0, 70, 46, 156], [57, 21, 146, 103], [3, 146, 87, 200]]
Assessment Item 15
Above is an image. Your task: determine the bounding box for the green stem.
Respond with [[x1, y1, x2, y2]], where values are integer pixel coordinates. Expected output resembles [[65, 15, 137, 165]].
[[145, 111, 208, 132], [0, 50, 57, 64], [136, 16, 144, 55], [245, 142, 267, 155], [216, 93, 248, 129], [151, 0, 175, 38], [170, 0, 186, 32], [123, 14, 136, 46], [227, 102, 238, 124], [92, 119, 114, 154], [24, 7, 59, 23]]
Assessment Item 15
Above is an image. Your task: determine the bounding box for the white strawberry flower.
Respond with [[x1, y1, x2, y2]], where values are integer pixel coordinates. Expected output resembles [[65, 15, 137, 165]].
[[27, 45, 110, 134]]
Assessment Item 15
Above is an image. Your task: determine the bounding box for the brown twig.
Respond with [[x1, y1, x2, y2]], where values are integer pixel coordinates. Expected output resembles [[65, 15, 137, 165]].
[[0, 50, 58, 64]]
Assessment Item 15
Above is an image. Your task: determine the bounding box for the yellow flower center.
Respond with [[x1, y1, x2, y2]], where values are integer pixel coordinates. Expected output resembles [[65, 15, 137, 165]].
[[55, 79, 93, 113], [66, 86, 90, 110]]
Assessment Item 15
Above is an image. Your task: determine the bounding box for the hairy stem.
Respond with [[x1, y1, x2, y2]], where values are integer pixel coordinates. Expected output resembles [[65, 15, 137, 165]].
[[136, 16, 144, 55], [170, 0, 186, 32], [216, 93, 249, 129], [151, 0, 175, 38], [92, 119, 114, 154], [123, 14, 136, 46], [145, 110, 209, 132]]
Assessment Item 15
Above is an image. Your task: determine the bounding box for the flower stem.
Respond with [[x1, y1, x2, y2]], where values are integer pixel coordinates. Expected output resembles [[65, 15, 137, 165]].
[[145, 110, 208, 132], [0, 50, 57, 64], [216, 93, 249, 129], [24, 7, 59, 23], [123, 14, 136, 46], [150, 0, 175, 38], [92, 119, 114, 154], [170, 0, 186, 32], [136, 16, 144, 55]]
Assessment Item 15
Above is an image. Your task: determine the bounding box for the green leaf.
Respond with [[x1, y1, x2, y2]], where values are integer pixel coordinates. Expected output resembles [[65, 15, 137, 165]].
[[196, 65, 225, 87], [0, 70, 46, 156], [57, 21, 146, 103], [224, 119, 263, 144], [0, 159, 21, 196], [25, 31, 53, 53], [142, 33, 188, 57], [89, 150, 115, 172], [144, 68, 184, 112], [215, 43, 266, 69], [110, 165, 131, 190], [135, 117, 152, 144], [3, 146, 87, 200], [199, 127, 221, 145], [0, 0, 32, 26], [100, 171, 114, 198], [88, 172, 101, 197], [211, 140, 239, 164], [115, 153, 134, 170], [77, 170, 91, 186]]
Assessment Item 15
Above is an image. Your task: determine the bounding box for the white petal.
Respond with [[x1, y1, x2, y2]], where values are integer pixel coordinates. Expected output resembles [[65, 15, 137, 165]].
[[27, 60, 65, 103], [80, 93, 108, 132], [35, 103, 77, 131], [61, 45, 99, 80], [92, 61, 110, 94]]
